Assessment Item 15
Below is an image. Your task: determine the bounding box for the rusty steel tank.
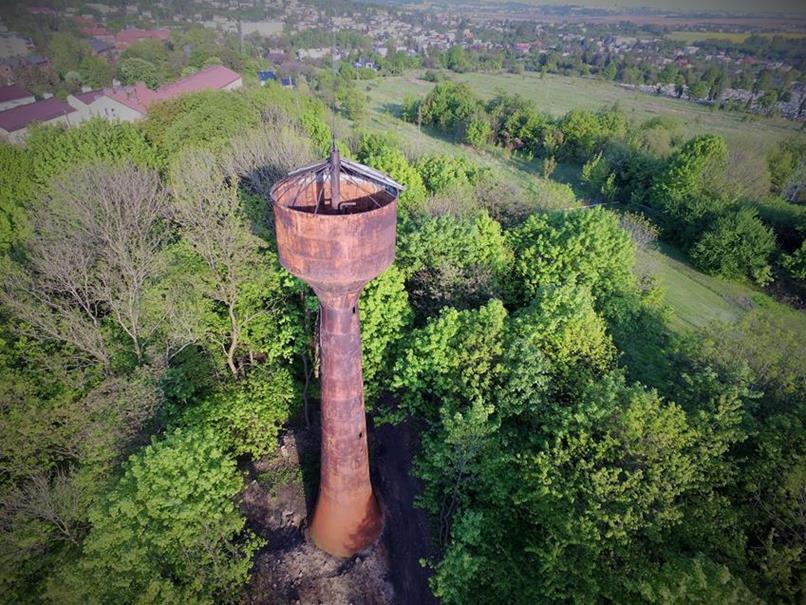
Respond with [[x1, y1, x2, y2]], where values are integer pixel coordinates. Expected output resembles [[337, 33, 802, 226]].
[[270, 145, 403, 558]]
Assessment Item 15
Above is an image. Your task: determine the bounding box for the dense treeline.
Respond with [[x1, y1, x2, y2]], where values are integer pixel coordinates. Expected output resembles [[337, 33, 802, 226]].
[[402, 80, 806, 296], [0, 76, 804, 605]]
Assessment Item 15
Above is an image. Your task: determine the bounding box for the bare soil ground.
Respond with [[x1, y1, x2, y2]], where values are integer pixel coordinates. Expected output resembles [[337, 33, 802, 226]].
[[241, 417, 438, 605]]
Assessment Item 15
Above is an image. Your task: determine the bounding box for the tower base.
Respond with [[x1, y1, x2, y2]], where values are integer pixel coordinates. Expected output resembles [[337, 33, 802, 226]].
[[309, 490, 383, 558]]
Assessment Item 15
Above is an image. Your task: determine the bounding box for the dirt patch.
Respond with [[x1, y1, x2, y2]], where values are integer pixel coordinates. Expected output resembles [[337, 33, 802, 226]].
[[241, 418, 437, 605]]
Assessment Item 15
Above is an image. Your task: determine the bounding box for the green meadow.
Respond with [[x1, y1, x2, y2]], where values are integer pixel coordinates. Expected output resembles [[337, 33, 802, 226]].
[[360, 71, 806, 338]]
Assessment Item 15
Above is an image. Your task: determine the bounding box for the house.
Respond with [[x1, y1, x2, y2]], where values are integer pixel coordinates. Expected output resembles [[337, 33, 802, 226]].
[[67, 65, 243, 124], [266, 51, 287, 64], [258, 70, 277, 86], [0, 97, 76, 143], [89, 37, 114, 58], [0, 84, 35, 111], [0, 33, 32, 59], [280, 77, 295, 89], [115, 28, 171, 51], [27, 6, 56, 15], [0, 55, 51, 85], [353, 58, 377, 70], [81, 26, 115, 43], [296, 48, 330, 61]]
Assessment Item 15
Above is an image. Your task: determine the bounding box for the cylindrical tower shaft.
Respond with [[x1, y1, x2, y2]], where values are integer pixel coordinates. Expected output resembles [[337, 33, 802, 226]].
[[270, 156, 403, 559], [308, 291, 382, 557]]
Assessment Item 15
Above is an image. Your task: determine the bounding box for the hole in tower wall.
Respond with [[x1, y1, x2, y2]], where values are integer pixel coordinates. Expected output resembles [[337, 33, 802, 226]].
[[352, 306, 356, 314]]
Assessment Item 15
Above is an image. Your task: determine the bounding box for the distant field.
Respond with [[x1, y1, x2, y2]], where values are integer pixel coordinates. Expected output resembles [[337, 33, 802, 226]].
[[365, 71, 805, 155], [360, 71, 806, 339], [668, 30, 806, 43]]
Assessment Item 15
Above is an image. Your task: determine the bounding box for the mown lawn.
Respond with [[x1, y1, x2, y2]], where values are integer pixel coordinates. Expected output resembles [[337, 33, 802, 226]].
[[638, 243, 806, 339]]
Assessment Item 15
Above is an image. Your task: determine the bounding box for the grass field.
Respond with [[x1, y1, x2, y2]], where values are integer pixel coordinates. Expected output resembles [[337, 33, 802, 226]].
[[358, 70, 806, 339], [668, 30, 806, 43], [364, 71, 805, 155], [637, 244, 806, 341]]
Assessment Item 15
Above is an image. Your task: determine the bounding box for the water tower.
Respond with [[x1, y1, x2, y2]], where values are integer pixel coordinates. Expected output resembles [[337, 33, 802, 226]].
[[270, 145, 403, 558]]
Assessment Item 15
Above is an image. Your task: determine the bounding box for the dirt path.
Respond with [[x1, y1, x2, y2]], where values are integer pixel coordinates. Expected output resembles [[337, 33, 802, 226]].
[[241, 418, 437, 605]]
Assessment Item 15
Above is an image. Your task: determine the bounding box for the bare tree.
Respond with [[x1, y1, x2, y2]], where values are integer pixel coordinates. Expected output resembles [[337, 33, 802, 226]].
[[619, 211, 659, 251], [221, 123, 316, 213], [169, 148, 275, 379], [1, 471, 87, 548], [1, 164, 169, 371]]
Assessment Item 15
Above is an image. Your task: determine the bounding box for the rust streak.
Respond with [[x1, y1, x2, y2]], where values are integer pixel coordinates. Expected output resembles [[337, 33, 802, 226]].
[[270, 160, 398, 558]]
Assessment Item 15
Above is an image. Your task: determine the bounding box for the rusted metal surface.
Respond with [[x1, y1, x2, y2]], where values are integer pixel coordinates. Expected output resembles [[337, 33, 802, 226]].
[[270, 158, 400, 558]]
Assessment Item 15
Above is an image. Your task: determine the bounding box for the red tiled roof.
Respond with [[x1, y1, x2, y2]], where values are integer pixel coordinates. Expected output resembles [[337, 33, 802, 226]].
[[115, 28, 171, 46], [105, 65, 242, 114], [0, 97, 75, 133], [82, 26, 112, 37], [0, 84, 33, 103]]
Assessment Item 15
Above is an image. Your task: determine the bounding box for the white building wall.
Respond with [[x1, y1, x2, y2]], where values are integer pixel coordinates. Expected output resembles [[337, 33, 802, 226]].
[[0, 95, 35, 111], [67, 95, 144, 124], [1, 113, 72, 144], [222, 77, 243, 92]]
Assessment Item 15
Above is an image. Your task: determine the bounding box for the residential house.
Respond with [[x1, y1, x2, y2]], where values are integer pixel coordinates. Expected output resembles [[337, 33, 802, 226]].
[[89, 37, 115, 58], [115, 28, 171, 52], [0, 84, 35, 111], [81, 26, 115, 44], [66, 65, 243, 124], [0, 97, 76, 143], [0, 55, 51, 86], [297, 48, 330, 61]]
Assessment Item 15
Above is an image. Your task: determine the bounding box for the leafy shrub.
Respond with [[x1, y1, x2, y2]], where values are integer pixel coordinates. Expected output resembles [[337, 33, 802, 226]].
[[691, 208, 776, 285], [782, 241, 806, 281], [27, 118, 161, 186], [51, 427, 262, 604], [183, 365, 295, 458], [508, 208, 635, 306], [414, 154, 481, 193], [390, 299, 508, 422]]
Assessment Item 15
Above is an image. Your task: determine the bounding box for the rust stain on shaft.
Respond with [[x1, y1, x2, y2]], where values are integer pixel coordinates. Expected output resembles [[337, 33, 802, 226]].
[[270, 159, 400, 558]]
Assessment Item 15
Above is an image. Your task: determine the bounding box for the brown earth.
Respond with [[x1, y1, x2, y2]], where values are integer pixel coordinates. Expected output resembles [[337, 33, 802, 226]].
[[241, 417, 438, 605]]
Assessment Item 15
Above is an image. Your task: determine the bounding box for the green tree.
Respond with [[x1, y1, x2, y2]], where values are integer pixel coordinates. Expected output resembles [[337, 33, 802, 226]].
[[49, 33, 91, 77], [50, 427, 262, 604], [414, 154, 480, 193], [0, 143, 34, 253], [648, 133, 728, 244], [767, 136, 806, 195], [508, 208, 635, 307], [782, 240, 806, 281], [691, 208, 777, 285], [464, 115, 493, 148], [78, 55, 114, 89], [117, 57, 162, 89]]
